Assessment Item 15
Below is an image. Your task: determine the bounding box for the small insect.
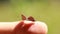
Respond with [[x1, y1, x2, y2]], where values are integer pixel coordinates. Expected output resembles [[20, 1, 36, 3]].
[[21, 14, 35, 21]]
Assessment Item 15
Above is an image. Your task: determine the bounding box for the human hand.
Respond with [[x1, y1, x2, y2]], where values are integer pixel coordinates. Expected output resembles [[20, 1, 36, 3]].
[[13, 20, 48, 34], [0, 15, 48, 34], [13, 15, 48, 34], [0, 20, 48, 34]]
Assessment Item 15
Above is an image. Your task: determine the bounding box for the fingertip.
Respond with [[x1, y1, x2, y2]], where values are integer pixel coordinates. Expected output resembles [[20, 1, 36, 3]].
[[28, 21, 48, 34]]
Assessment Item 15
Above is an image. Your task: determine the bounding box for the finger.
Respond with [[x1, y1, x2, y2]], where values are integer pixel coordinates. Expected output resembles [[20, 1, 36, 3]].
[[28, 21, 48, 34]]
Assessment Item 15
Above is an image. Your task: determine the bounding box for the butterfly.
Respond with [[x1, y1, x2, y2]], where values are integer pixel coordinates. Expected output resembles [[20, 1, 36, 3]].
[[21, 14, 35, 21]]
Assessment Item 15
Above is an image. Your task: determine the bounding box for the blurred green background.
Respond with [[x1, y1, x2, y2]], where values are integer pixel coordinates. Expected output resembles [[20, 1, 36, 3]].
[[0, 0, 60, 34]]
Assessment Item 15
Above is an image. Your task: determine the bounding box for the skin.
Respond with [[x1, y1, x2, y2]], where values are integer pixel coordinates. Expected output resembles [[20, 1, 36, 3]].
[[0, 20, 48, 34], [13, 20, 48, 34]]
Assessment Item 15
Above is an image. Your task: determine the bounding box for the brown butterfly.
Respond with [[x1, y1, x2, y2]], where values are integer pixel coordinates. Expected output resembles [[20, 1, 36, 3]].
[[21, 14, 35, 21]]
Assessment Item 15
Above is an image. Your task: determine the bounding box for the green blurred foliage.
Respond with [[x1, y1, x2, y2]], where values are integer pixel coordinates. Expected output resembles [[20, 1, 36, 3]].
[[0, 0, 60, 34]]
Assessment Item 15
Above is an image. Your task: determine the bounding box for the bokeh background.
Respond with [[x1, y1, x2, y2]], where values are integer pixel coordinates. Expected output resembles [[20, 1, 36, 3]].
[[0, 0, 60, 34]]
